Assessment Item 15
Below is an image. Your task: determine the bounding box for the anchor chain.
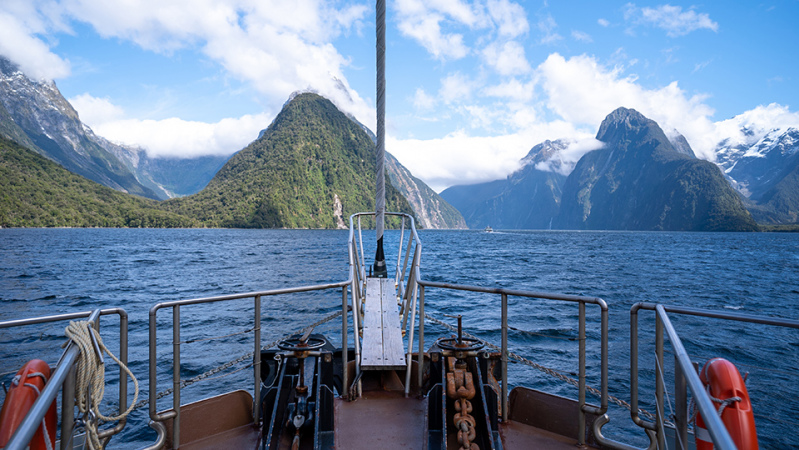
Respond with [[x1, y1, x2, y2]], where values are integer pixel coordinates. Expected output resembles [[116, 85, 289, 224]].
[[446, 357, 479, 450], [426, 312, 659, 422]]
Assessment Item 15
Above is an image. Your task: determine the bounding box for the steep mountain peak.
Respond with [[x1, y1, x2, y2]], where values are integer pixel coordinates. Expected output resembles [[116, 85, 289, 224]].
[[521, 139, 570, 165], [596, 107, 653, 141]]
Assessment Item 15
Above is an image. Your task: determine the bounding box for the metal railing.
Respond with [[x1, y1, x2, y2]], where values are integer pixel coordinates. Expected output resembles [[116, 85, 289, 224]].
[[144, 281, 351, 449], [348, 212, 611, 446], [346, 212, 422, 397], [414, 277, 610, 447], [630, 303, 799, 450], [0, 308, 129, 450]]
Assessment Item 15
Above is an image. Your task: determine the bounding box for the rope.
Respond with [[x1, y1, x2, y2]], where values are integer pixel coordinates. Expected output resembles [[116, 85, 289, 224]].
[[375, 0, 386, 240], [424, 312, 659, 421], [9, 372, 55, 450], [65, 321, 139, 450]]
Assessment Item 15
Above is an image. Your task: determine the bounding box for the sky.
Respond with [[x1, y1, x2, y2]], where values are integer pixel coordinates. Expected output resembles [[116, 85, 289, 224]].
[[1, 0, 798, 192]]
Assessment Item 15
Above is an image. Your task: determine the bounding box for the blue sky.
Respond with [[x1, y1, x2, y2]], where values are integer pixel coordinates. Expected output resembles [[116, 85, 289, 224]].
[[1, 0, 798, 191]]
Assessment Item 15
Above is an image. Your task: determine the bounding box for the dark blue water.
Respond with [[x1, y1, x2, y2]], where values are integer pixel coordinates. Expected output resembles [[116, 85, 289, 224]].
[[1, 229, 797, 448]]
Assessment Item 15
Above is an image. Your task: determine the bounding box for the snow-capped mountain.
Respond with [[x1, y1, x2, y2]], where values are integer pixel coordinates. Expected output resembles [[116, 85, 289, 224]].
[[716, 127, 798, 199], [712, 122, 799, 223]]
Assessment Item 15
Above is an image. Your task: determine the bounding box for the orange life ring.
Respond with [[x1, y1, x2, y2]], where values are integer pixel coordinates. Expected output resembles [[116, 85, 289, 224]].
[[695, 357, 758, 450], [0, 359, 57, 450]]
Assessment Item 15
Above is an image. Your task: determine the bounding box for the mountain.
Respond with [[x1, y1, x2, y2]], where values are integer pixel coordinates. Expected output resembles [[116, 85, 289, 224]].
[[0, 135, 197, 227], [327, 96, 465, 229], [715, 127, 799, 223], [0, 56, 160, 199], [441, 140, 568, 229], [556, 108, 757, 231], [385, 152, 466, 229], [162, 93, 414, 228], [94, 133, 232, 199]]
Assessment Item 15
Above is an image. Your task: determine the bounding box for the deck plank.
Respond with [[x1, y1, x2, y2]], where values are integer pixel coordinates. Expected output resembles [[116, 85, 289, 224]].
[[361, 278, 406, 370]]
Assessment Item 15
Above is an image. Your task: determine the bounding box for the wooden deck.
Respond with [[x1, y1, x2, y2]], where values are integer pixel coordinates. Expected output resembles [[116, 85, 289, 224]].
[[360, 278, 406, 370]]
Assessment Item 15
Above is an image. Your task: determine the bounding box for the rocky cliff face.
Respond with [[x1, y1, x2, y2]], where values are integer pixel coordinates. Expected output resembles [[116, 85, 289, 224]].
[[0, 56, 159, 199], [385, 152, 466, 229], [556, 108, 757, 231]]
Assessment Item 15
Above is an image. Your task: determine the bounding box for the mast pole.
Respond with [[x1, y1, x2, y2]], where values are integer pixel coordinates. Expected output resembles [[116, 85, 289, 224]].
[[373, 0, 387, 278]]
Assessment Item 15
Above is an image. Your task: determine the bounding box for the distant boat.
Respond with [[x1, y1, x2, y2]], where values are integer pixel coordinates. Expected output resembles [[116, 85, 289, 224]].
[[484, 225, 493, 233]]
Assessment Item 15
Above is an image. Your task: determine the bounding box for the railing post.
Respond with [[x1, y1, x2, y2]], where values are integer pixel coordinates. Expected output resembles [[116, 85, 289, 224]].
[[417, 284, 424, 396], [173, 305, 181, 449], [655, 314, 665, 450], [675, 353, 688, 450], [254, 295, 262, 423], [60, 360, 77, 450], [578, 301, 586, 446], [342, 286, 349, 398], [501, 293, 508, 422]]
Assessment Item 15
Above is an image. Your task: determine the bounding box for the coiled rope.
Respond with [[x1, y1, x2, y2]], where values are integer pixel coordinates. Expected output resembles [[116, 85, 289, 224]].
[[64, 321, 139, 450]]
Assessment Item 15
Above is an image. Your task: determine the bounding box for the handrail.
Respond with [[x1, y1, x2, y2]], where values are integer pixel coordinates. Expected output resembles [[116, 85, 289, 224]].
[[146, 280, 351, 449], [346, 211, 422, 397], [631, 302, 799, 450], [0, 308, 129, 450]]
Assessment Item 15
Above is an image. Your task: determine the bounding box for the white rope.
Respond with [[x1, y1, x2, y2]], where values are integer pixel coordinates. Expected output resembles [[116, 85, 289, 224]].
[[64, 321, 139, 450]]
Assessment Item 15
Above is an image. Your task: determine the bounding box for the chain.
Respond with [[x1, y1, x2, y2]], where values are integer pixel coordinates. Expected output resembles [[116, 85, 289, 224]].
[[130, 310, 342, 412], [425, 312, 658, 421], [446, 357, 479, 450]]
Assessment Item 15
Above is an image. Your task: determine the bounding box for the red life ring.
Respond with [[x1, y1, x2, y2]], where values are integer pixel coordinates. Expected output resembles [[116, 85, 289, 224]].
[[0, 359, 57, 450], [695, 357, 758, 450]]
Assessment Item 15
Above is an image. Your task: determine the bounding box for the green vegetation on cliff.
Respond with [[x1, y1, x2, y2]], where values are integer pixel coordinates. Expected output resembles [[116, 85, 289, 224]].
[[163, 93, 413, 228], [0, 136, 197, 228]]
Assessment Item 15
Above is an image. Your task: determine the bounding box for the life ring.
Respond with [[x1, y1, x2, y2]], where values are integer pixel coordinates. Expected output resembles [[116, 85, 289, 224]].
[[0, 359, 57, 450], [695, 357, 758, 450]]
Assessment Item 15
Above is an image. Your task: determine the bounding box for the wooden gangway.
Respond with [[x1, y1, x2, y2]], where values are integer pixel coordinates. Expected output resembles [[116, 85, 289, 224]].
[[360, 277, 406, 370]]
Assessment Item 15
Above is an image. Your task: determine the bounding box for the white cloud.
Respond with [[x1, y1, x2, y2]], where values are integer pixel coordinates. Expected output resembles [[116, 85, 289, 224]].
[[624, 4, 719, 37], [394, 0, 476, 60], [481, 40, 530, 75], [571, 30, 592, 43], [597, 18, 610, 27], [482, 78, 534, 101], [0, 12, 70, 80], [0, 0, 373, 129], [413, 88, 436, 110], [537, 14, 562, 44], [440, 72, 476, 104], [537, 53, 718, 159], [486, 0, 529, 37], [388, 131, 532, 192], [69, 93, 125, 126], [396, 12, 470, 60], [94, 114, 271, 158], [534, 137, 604, 176], [389, 118, 583, 191], [708, 103, 799, 150], [69, 92, 270, 158]]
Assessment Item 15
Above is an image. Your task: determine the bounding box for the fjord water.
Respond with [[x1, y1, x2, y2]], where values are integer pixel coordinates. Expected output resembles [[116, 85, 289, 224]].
[[1, 228, 797, 448]]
